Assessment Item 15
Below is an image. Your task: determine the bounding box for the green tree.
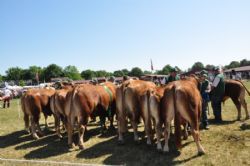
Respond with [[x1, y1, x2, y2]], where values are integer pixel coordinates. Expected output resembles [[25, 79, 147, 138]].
[[121, 69, 129, 76], [113, 70, 124, 77], [21, 69, 32, 80], [6, 67, 23, 81], [205, 64, 215, 70], [174, 66, 182, 72], [191, 62, 204, 71], [157, 64, 173, 75], [63, 65, 82, 80], [19, 80, 26, 86], [81, 70, 96, 80], [0, 74, 2, 82], [95, 70, 110, 77], [43, 64, 64, 82], [227, 61, 240, 69], [240, 59, 250, 67], [129, 67, 143, 77], [28, 66, 43, 82], [143, 70, 151, 74]]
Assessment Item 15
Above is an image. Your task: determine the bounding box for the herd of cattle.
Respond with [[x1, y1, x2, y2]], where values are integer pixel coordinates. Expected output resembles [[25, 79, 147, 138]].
[[19, 76, 250, 155]]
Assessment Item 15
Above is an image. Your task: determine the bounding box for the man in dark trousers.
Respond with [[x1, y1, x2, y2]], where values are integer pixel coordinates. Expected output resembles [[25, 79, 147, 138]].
[[199, 70, 211, 129], [210, 67, 225, 123]]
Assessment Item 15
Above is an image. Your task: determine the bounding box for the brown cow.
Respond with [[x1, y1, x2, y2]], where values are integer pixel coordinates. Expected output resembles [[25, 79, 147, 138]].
[[50, 85, 74, 138], [147, 85, 166, 149], [65, 82, 116, 149], [161, 76, 205, 155], [116, 80, 156, 145], [21, 88, 55, 139], [223, 80, 250, 120]]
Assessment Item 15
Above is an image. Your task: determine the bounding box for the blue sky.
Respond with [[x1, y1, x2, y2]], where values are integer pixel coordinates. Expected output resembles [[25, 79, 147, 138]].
[[1, 0, 250, 75]]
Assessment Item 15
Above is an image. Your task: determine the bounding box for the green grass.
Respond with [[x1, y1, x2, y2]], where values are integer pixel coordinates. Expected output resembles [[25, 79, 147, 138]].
[[0, 81, 250, 166]]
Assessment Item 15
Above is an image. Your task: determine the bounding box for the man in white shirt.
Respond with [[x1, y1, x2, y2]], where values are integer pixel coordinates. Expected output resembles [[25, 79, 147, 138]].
[[1, 88, 12, 108], [210, 67, 225, 123]]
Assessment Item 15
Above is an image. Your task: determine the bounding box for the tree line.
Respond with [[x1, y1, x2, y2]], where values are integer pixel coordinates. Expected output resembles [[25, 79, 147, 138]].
[[0, 59, 249, 84]]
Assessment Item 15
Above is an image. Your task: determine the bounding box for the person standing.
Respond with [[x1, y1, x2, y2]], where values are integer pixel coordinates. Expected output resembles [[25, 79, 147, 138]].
[[165, 68, 180, 84], [199, 70, 211, 129], [210, 67, 225, 123], [1, 88, 12, 108]]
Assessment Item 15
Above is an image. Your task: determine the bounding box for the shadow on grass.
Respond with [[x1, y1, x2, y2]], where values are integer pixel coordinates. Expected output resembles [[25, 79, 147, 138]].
[[209, 119, 237, 125], [14, 127, 116, 159], [0, 130, 31, 148], [76, 132, 199, 166]]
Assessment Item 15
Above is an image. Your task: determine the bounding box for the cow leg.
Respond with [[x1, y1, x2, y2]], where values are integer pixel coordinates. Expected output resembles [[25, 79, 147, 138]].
[[54, 113, 62, 138], [141, 114, 152, 145], [36, 120, 44, 137], [23, 113, 30, 133], [118, 120, 125, 144], [141, 97, 153, 145], [240, 99, 249, 120], [30, 117, 39, 140], [155, 119, 162, 150], [232, 98, 241, 120], [78, 124, 86, 150], [44, 113, 49, 129], [108, 114, 115, 130], [131, 120, 139, 142], [190, 122, 205, 155], [67, 116, 75, 149], [183, 122, 189, 140], [117, 112, 127, 144], [100, 114, 107, 132], [163, 121, 171, 152]]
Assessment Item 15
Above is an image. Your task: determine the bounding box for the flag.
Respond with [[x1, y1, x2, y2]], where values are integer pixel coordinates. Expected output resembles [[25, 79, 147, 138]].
[[150, 59, 154, 71]]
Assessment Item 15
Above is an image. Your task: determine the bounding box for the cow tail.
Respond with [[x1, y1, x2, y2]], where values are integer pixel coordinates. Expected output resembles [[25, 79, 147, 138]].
[[21, 95, 29, 128], [173, 86, 181, 149], [146, 89, 152, 133], [236, 80, 250, 96], [65, 88, 75, 122], [121, 85, 127, 132]]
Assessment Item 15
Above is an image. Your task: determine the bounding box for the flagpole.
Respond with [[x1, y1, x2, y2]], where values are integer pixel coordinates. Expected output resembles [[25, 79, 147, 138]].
[[150, 59, 154, 74]]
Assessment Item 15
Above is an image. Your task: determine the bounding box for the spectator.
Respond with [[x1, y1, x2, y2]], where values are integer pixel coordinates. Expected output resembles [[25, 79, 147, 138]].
[[1, 88, 12, 108], [210, 67, 225, 123], [165, 67, 180, 84], [199, 70, 211, 129]]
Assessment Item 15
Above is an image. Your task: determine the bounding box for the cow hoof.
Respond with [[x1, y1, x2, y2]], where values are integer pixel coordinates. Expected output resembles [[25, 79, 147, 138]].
[[198, 151, 205, 156], [163, 146, 169, 153], [79, 144, 85, 150], [25, 129, 30, 134], [32, 134, 39, 140], [162, 150, 169, 154], [157, 144, 162, 151], [183, 135, 188, 140], [245, 116, 250, 120], [68, 143, 75, 150], [146, 140, 152, 145], [58, 135, 63, 139]]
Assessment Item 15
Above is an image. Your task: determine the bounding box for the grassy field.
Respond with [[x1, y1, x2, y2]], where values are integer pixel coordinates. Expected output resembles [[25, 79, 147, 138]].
[[0, 81, 250, 166]]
